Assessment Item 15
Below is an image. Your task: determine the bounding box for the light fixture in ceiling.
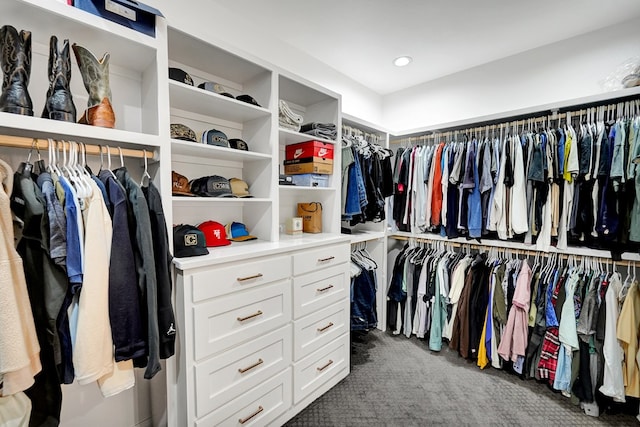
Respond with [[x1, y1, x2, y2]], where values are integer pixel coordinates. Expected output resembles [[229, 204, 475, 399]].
[[393, 56, 412, 67]]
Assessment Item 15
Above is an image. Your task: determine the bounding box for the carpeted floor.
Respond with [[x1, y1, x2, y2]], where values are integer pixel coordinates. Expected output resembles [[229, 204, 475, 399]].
[[285, 330, 638, 426]]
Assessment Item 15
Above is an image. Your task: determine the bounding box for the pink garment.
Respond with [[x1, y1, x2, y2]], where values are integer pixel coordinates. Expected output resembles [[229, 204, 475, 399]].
[[497, 260, 532, 362]]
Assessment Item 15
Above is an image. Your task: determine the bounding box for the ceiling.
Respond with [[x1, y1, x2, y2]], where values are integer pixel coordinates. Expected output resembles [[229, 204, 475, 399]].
[[212, 0, 640, 95]]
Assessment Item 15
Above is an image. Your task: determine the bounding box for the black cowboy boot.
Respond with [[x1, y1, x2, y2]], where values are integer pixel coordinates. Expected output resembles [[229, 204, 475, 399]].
[[42, 36, 76, 122], [72, 43, 114, 128], [0, 25, 33, 116]]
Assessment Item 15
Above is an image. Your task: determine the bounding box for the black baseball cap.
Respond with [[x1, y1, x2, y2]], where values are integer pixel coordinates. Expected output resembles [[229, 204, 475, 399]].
[[190, 175, 234, 197], [169, 68, 194, 86], [229, 138, 248, 151], [173, 224, 208, 257], [236, 94, 261, 107]]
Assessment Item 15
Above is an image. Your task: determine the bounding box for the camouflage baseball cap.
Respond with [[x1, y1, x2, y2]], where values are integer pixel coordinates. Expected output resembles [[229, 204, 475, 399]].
[[170, 123, 197, 142]]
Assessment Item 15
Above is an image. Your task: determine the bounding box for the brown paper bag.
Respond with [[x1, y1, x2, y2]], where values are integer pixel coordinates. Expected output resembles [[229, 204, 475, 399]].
[[297, 202, 323, 233]]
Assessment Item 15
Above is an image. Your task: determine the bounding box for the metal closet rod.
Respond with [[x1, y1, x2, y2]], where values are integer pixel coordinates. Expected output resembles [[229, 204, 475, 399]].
[[0, 134, 154, 159], [389, 234, 639, 264]]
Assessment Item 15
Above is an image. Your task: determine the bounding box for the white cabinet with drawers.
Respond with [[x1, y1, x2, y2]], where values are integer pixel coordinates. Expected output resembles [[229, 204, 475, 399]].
[[173, 237, 350, 426]]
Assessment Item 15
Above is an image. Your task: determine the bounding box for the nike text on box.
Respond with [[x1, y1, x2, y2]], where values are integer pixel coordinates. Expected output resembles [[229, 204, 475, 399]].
[[285, 140, 334, 161]]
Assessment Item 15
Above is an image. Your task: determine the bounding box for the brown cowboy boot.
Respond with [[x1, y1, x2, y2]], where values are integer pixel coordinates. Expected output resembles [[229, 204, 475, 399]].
[[42, 36, 76, 122], [0, 25, 33, 116], [72, 43, 114, 128]]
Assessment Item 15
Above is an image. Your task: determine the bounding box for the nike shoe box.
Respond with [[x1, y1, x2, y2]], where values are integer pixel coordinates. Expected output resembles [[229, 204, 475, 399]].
[[290, 173, 330, 187], [283, 157, 333, 175], [285, 140, 334, 161]]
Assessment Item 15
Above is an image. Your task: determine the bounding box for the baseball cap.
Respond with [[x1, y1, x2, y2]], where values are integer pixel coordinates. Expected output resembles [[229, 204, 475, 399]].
[[198, 81, 235, 98], [236, 94, 261, 107], [202, 129, 229, 147], [229, 178, 252, 197], [173, 224, 209, 257], [197, 221, 231, 247], [169, 68, 193, 86], [172, 171, 194, 196], [225, 222, 257, 242], [190, 175, 234, 197], [171, 123, 197, 142], [228, 138, 248, 151]]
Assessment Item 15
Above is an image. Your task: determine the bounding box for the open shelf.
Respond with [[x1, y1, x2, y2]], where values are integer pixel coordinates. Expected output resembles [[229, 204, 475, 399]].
[[172, 197, 271, 205], [171, 139, 270, 162], [169, 81, 271, 123], [279, 185, 335, 193], [278, 128, 336, 145]]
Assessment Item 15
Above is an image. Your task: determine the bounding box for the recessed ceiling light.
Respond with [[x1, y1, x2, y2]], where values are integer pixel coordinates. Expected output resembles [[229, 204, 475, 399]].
[[393, 56, 412, 67]]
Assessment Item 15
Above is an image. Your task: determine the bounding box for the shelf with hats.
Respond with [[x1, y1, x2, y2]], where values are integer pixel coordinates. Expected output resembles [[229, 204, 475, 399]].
[[168, 80, 270, 123], [170, 138, 270, 162]]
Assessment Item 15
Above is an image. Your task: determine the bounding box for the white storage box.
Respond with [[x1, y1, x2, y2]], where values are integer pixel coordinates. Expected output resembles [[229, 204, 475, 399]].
[[291, 174, 329, 188]]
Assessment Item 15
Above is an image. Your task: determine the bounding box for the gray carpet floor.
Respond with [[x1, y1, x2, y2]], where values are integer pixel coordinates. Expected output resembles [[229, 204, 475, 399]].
[[285, 330, 638, 426]]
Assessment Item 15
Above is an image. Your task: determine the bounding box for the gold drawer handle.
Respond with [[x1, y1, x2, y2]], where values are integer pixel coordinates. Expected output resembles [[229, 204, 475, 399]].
[[237, 310, 263, 322], [237, 273, 263, 282], [239, 406, 264, 424], [238, 358, 264, 374], [316, 284, 334, 292], [317, 322, 334, 333], [318, 256, 335, 262], [316, 359, 333, 372]]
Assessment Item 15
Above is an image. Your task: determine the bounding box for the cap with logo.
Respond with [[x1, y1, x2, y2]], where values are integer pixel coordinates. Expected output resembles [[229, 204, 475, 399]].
[[197, 221, 231, 247], [169, 68, 194, 86], [172, 171, 194, 196], [236, 94, 261, 107], [225, 222, 257, 242], [171, 123, 197, 142], [228, 138, 248, 151], [173, 224, 208, 257], [198, 81, 235, 98], [229, 178, 252, 197], [202, 129, 229, 147], [190, 175, 234, 197]]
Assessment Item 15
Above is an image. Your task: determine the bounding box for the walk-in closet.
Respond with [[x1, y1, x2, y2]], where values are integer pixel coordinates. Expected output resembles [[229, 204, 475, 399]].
[[1, 1, 640, 426]]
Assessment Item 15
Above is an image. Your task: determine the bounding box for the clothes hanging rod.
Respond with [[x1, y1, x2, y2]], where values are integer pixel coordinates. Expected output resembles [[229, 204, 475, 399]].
[[392, 93, 640, 143], [389, 234, 640, 264], [0, 134, 154, 159]]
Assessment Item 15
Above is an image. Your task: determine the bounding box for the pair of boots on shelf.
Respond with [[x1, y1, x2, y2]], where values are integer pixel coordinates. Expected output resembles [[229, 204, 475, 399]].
[[0, 25, 114, 128]]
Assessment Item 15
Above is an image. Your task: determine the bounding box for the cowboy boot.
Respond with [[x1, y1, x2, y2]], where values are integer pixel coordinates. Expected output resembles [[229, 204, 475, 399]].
[[42, 36, 76, 122], [72, 43, 114, 128], [0, 25, 33, 116]]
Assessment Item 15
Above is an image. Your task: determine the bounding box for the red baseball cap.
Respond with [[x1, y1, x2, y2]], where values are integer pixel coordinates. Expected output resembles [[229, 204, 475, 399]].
[[197, 221, 231, 247]]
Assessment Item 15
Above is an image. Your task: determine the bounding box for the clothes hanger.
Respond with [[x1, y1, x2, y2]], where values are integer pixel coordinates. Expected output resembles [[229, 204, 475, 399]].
[[140, 149, 152, 187], [105, 145, 118, 180]]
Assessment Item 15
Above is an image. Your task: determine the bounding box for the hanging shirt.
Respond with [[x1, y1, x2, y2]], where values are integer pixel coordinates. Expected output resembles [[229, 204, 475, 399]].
[[498, 259, 532, 362], [617, 280, 640, 398], [599, 272, 626, 402]]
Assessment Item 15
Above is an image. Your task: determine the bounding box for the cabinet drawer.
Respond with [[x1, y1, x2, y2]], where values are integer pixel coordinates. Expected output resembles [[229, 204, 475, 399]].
[[196, 368, 292, 427], [293, 334, 349, 404], [191, 255, 292, 302], [193, 281, 291, 360], [292, 243, 349, 276], [293, 300, 348, 361], [293, 264, 348, 319], [194, 325, 292, 418]]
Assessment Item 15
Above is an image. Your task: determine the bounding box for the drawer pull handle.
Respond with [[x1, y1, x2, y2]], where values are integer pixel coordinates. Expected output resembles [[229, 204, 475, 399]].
[[237, 273, 263, 282], [238, 358, 264, 374], [318, 256, 335, 262], [237, 310, 263, 322], [239, 406, 264, 424], [316, 359, 334, 372], [317, 322, 334, 333], [316, 284, 334, 292]]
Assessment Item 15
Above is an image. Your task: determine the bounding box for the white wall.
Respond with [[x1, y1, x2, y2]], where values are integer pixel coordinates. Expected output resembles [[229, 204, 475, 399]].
[[382, 17, 640, 134], [145, 0, 384, 125]]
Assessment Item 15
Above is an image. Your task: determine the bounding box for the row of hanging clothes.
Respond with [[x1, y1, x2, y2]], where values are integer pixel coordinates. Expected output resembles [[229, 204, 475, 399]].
[[391, 98, 640, 258], [341, 125, 394, 227], [0, 138, 175, 425], [350, 242, 379, 331], [388, 238, 640, 418]]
